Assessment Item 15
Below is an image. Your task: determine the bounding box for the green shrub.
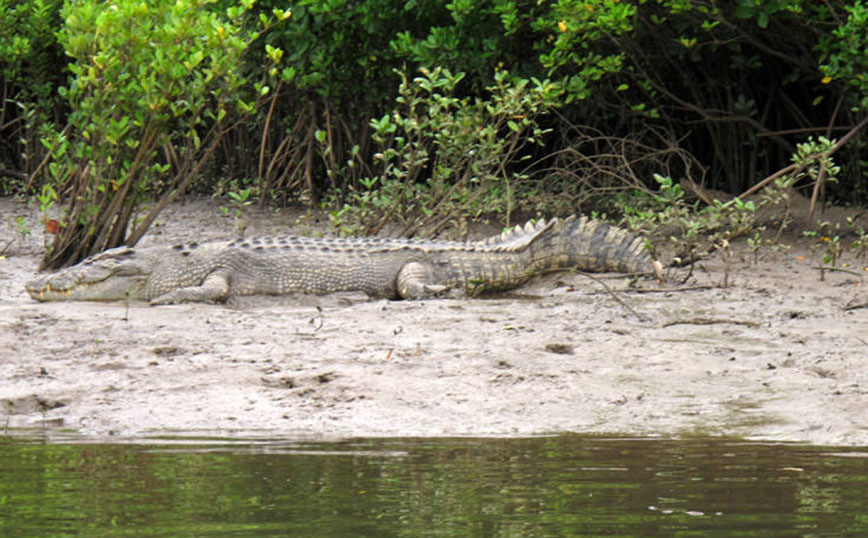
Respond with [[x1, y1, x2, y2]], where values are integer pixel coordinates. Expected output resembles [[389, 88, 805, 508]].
[[390, 0, 548, 92], [326, 67, 560, 237], [819, 0, 868, 110], [533, 0, 636, 102], [39, 0, 260, 268], [0, 0, 65, 183], [5, 0, 868, 245], [247, 0, 556, 201]]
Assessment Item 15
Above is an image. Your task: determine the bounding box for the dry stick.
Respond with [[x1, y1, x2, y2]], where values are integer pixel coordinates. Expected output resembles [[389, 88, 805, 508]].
[[268, 113, 308, 195], [756, 125, 855, 137], [257, 79, 283, 188], [737, 161, 802, 199], [0, 81, 7, 128], [92, 123, 161, 250], [303, 101, 317, 199], [280, 146, 306, 193], [576, 271, 647, 322], [825, 92, 846, 141], [811, 266, 865, 277], [323, 102, 338, 177], [738, 114, 868, 201], [661, 317, 761, 328], [343, 114, 374, 182], [615, 285, 715, 294], [266, 113, 303, 178], [41, 162, 89, 269], [126, 126, 227, 246], [807, 94, 846, 223]]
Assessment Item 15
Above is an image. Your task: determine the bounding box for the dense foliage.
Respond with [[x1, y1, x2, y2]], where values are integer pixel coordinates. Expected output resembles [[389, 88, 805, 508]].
[[0, 0, 867, 267]]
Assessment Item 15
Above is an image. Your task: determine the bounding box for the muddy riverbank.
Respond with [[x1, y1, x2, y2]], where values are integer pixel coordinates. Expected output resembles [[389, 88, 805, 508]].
[[2, 197, 867, 445]]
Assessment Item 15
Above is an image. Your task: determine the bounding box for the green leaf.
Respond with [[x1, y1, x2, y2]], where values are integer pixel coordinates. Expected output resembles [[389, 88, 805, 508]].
[[265, 44, 283, 63]]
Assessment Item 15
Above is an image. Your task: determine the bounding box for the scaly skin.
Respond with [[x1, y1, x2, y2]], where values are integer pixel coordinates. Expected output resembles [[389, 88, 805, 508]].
[[26, 216, 660, 304]]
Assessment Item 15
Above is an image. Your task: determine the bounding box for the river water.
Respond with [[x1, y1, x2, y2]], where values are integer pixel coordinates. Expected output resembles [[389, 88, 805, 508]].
[[1, 433, 867, 536]]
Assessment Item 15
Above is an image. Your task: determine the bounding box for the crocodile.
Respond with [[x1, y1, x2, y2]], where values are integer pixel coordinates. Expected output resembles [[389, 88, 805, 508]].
[[26, 216, 662, 304]]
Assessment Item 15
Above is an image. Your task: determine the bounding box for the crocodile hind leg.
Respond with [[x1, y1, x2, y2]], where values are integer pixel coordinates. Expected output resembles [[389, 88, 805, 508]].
[[396, 262, 450, 299]]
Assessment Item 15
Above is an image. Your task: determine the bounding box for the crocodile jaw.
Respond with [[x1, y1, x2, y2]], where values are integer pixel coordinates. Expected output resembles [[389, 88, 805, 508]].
[[26, 246, 153, 302], [26, 272, 149, 302]]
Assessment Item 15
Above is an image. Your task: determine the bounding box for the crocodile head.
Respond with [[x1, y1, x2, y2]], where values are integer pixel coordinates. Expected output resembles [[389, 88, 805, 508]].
[[26, 246, 154, 302]]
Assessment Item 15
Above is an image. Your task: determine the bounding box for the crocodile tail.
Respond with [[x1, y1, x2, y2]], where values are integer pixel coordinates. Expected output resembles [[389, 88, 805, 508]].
[[479, 218, 557, 251], [502, 216, 660, 277], [477, 216, 660, 277]]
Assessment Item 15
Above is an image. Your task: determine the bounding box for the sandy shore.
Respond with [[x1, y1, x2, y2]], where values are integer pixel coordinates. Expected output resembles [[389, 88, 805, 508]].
[[2, 196, 867, 445]]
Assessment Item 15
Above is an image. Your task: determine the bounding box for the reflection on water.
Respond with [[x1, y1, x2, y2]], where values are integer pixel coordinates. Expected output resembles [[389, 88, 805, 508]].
[[1, 433, 867, 537]]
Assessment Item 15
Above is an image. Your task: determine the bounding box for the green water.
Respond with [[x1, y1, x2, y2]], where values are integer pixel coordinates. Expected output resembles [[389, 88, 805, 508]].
[[1, 434, 867, 537]]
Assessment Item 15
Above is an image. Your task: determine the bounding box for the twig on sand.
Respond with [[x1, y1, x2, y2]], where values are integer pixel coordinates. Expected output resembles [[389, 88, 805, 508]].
[[576, 271, 647, 322], [586, 284, 715, 296], [843, 301, 868, 312], [811, 266, 865, 278], [661, 317, 761, 328], [620, 285, 716, 294]]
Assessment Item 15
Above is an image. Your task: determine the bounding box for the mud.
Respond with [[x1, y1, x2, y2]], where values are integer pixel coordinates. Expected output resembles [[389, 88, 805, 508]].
[[1, 197, 867, 445]]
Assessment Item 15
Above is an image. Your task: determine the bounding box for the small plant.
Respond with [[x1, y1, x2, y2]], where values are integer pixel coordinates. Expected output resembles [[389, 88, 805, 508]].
[[32, 183, 60, 249], [219, 186, 255, 237], [4, 399, 14, 432], [35, 183, 56, 214], [792, 136, 840, 185], [843, 215, 868, 263], [746, 231, 763, 265], [292, 210, 325, 239], [850, 226, 868, 261], [716, 235, 733, 287], [804, 220, 843, 281], [758, 174, 796, 242], [11, 215, 31, 238], [823, 234, 842, 269]]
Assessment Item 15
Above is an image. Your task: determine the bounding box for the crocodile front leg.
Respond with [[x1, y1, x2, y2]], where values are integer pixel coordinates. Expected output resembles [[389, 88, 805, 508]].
[[150, 271, 231, 305], [396, 262, 450, 299]]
